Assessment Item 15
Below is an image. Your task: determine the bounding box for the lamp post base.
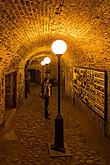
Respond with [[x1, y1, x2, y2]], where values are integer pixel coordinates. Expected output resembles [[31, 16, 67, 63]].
[[49, 143, 71, 157], [50, 115, 65, 153], [50, 144, 65, 153]]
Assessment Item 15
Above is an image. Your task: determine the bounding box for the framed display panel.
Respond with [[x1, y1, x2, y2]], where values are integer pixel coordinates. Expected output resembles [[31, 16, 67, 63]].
[[72, 67, 108, 135]]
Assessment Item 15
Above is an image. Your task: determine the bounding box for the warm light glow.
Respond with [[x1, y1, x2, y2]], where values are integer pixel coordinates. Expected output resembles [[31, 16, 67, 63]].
[[44, 57, 51, 64], [51, 40, 67, 55], [41, 61, 45, 66]]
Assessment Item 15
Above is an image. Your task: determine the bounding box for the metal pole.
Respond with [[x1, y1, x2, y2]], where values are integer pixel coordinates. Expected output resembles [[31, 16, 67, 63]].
[[43, 66, 45, 81], [50, 54, 65, 153], [41, 66, 44, 83], [58, 55, 61, 115], [41, 67, 43, 83]]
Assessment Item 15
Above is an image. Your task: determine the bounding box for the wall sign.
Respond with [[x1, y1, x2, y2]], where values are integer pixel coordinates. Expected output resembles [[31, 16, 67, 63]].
[[72, 67, 108, 135]]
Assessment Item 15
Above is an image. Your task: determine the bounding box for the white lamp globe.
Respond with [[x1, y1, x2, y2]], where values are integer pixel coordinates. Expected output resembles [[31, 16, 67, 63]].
[[44, 57, 51, 64], [41, 61, 45, 66], [51, 40, 67, 55]]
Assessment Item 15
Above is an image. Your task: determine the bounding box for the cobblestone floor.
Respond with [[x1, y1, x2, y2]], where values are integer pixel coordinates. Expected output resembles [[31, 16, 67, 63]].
[[0, 84, 110, 165]]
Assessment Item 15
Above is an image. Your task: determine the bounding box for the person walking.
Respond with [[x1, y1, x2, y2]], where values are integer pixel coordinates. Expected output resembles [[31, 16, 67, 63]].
[[41, 78, 52, 119]]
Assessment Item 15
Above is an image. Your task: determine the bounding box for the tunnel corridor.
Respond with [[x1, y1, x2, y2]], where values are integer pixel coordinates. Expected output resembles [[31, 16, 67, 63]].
[[0, 0, 110, 164]]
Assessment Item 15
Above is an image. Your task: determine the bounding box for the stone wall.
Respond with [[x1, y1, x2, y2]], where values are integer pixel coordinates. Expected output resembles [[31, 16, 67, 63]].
[[0, 65, 25, 127], [65, 66, 73, 98], [107, 71, 110, 134], [0, 69, 5, 128], [65, 66, 110, 135], [16, 68, 25, 109]]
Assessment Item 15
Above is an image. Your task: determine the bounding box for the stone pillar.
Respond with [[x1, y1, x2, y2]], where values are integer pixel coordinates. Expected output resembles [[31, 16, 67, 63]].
[[17, 68, 25, 109]]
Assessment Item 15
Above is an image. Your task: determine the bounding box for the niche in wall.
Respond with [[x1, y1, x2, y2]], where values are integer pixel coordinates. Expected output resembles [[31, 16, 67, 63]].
[[5, 71, 17, 110]]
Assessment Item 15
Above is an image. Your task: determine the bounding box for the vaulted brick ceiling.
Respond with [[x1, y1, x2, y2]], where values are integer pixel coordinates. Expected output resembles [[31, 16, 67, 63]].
[[0, 0, 110, 70]]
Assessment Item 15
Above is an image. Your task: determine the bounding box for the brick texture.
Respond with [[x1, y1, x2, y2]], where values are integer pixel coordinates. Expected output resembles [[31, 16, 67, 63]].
[[0, 0, 109, 70], [0, 0, 110, 125]]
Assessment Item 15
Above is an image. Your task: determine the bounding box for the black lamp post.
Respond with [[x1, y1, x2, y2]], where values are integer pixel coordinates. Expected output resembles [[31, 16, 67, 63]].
[[41, 60, 45, 83], [50, 40, 67, 153], [44, 57, 51, 78]]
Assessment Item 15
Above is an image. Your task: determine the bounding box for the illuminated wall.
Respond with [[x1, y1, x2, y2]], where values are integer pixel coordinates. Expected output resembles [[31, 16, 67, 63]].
[[0, 0, 110, 128]]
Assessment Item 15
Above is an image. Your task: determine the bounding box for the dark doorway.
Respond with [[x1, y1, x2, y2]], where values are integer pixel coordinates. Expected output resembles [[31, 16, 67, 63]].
[[29, 69, 41, 84], [30, 69, 37, 83], [5, 71, 17, 110], [36, 69, 41, 84]]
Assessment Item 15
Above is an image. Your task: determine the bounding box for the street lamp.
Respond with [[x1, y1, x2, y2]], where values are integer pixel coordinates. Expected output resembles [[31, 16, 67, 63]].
[[41, 60, 45, 66], [44, 57, 51, 78], [44, 57, 51, 64], [50, 40, 67, 153], [40, 60, 45, 83]]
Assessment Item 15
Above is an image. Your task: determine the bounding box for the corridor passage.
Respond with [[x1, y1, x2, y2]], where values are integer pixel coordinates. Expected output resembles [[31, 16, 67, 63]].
[[0, 84, 110, 165]]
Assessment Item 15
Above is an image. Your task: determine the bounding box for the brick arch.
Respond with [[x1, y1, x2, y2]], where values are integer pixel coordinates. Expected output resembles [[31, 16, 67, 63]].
[[1, 0, 109, 71]]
